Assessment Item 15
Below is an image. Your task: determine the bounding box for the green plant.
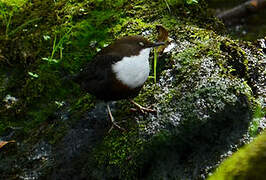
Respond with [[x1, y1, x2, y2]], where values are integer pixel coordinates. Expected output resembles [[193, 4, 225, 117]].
[[163, 0, 172, 13], [249, 103, 265, 137], [7, 17, 41, 37], [42, 27, 73, 64], [153, 48, 158, 83], [148, 49, 159, 83], [186, 0, 198, 4], [0, 0, 28, 37]]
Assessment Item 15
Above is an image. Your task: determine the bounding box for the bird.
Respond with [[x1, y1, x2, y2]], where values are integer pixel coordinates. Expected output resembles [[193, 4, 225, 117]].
[[71, 35, 165, 131]]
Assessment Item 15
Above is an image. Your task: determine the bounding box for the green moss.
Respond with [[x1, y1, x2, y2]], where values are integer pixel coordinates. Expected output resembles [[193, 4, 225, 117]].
[[133, 84, 160, 105], [0, 0, 28, 37], [0, 0, 264, 179], [0, 0, 219, 134], [71, 94, 96, 113], [0, 0, 128, 136], [113, 17, 155, 37], [46, 120, 68, 145], [219, 39, 249, 78], [208, 131, 266, 180], [91, 130, 145, 179], [249, 102, 266, 137]]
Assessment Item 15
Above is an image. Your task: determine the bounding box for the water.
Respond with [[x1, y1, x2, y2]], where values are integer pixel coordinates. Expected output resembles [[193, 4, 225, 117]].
[[208, 0, 266, 41]]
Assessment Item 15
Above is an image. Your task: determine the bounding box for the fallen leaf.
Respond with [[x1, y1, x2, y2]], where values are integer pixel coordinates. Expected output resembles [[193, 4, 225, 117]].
[[0, 140, 16, 149], [156, 25, 170, 53], [157, 25, 169, 42], [250, 0, 258, 7]]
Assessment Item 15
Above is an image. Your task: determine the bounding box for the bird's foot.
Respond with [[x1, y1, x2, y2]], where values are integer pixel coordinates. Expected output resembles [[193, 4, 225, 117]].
[[108, 122, 126, 133], [107, 104, 126, 133], [129, 100, 156, 114]]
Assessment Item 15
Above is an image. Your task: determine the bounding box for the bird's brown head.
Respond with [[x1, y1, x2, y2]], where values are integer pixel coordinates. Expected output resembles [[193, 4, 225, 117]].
[[104, 35, 165, 56]]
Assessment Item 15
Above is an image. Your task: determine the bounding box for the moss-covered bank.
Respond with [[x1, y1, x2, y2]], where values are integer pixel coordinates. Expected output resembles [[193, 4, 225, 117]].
[[208, 130, 266, 180], [0, 0, 265, 179]]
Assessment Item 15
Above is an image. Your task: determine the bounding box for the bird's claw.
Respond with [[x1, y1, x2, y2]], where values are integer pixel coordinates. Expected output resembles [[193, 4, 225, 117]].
[[129, 100, 156, 114], [108, 121, 126, 133], [107, 104, 126, 133], [130, 106, 156, 114]]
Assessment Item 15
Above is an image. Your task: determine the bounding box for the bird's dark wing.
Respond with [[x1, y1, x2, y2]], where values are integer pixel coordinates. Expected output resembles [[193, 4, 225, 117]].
[[71, 54, 123, 96]]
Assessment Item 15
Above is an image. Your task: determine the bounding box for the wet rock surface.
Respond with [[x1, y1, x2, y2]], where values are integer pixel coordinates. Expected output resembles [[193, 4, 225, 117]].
[[1, 34, 265, 180], [0, 1, 265, 180]]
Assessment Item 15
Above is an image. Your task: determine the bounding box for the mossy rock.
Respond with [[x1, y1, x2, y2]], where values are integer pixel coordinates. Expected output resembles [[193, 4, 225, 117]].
[[208, 130, 266, 180], [0, 0, 265, 179]]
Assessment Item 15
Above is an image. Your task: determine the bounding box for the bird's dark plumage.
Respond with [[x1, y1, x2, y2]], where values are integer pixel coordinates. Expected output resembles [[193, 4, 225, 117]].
[[73, 54, 141, 101], [71, 36, 154, 101], [68, 35, 165, 131], [70, 36, 164, 102]]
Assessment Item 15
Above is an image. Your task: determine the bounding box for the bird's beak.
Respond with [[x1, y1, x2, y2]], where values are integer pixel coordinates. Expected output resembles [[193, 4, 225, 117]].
[[151, 42, 165, 47]]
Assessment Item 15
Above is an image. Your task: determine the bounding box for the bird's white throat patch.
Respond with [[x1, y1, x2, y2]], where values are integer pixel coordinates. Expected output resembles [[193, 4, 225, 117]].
[[112, 48, 151, 89]]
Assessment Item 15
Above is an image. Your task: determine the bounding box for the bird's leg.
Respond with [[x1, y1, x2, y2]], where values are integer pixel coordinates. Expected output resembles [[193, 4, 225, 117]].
[[107, 104, 126, 133], [129, 99, 156, 114]]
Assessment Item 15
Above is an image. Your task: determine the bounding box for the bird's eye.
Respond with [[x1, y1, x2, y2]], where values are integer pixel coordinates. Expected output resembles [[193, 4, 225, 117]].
[[139, 42, 144, 47]]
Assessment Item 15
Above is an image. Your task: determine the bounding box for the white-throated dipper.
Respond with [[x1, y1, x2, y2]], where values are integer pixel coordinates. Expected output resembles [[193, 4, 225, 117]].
[[72, 35, 165, 131]]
